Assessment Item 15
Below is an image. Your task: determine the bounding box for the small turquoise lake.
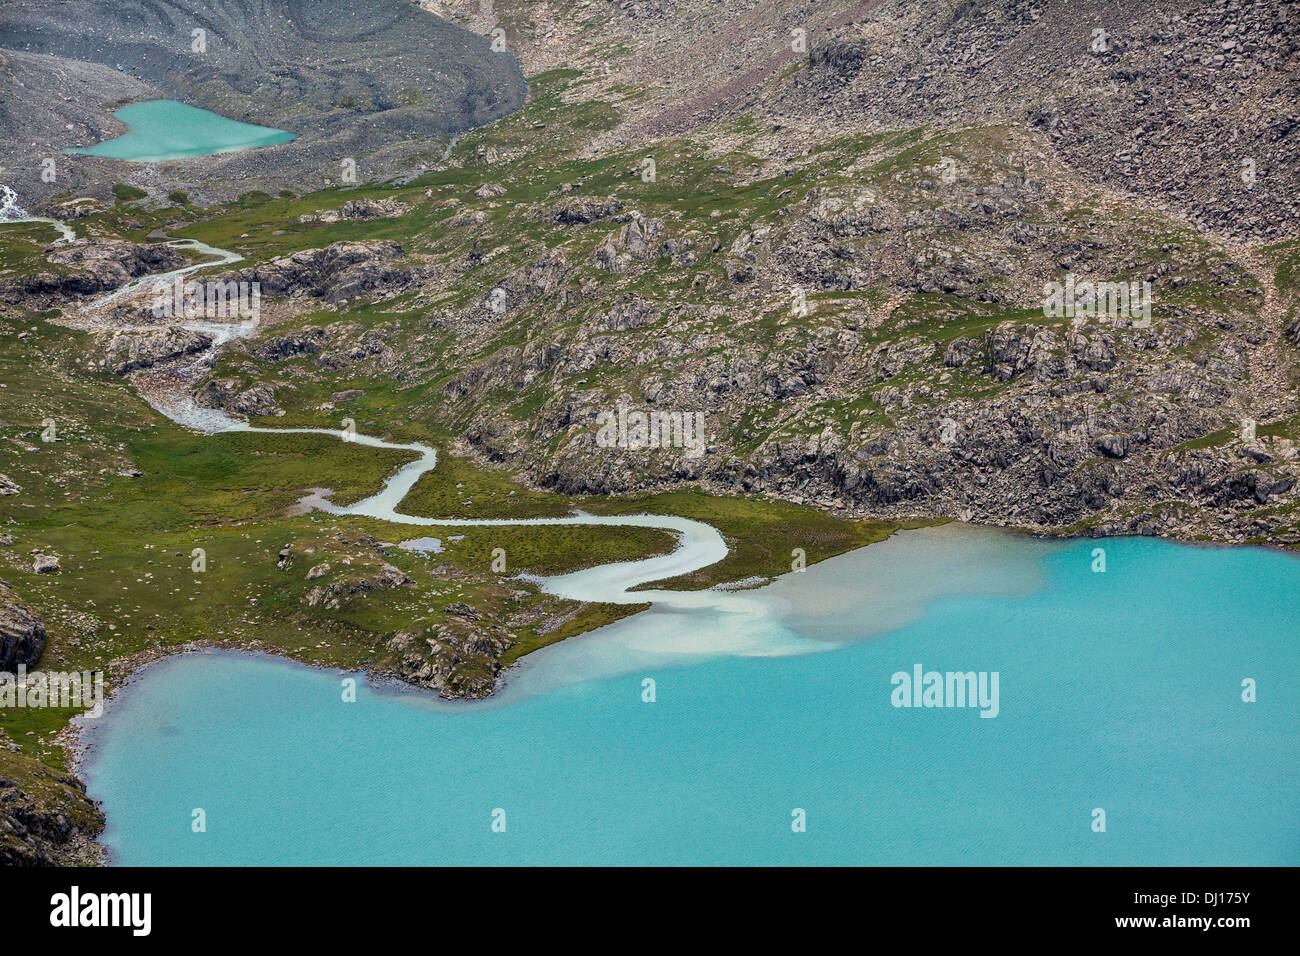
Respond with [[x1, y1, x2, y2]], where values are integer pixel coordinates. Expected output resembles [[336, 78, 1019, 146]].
[[66, 100, 296, 161], [82, 528, 1300, 865]]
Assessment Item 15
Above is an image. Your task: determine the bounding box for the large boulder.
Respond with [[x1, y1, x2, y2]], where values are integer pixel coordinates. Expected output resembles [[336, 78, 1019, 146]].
[[0, 581, 45, 672]]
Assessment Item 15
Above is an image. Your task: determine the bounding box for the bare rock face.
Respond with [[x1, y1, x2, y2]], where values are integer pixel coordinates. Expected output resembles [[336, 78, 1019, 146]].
[[32, 555, 58, 575], [236, 240, 411, 305], [0, 580, 45, 671], [99, 327, 214, 375], [0, 475, 19, 496]]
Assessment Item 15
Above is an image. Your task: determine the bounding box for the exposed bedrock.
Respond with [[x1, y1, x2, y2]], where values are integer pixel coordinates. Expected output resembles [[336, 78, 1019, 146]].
[[0, 580, 45, 673]]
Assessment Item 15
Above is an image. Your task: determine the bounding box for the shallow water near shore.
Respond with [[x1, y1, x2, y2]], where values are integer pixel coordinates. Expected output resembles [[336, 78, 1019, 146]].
[[82, 527, 1300, 865], [66, 100, 296, 162]]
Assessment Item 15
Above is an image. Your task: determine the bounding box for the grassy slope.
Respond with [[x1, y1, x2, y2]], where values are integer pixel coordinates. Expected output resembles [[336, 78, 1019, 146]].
[[0, 306, 677, 762], [136, 69, 1281, 497], [0, 290, 886, 766], [3, 66, 1293, 810]]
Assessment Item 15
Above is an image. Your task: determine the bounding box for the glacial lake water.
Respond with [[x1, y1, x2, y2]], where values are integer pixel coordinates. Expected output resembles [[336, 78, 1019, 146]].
[[81, 527, 1300, 865], [66, 100, 296, 162]]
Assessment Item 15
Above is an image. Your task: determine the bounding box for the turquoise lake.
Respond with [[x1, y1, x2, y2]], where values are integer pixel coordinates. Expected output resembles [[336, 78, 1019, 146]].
[[81, 528, 1300, 865], [66, 100, 296, 162]]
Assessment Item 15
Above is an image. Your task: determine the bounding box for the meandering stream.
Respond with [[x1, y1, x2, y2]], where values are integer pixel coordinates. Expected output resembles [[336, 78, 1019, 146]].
[[14, 205, 1296, 866], [78, 228, 738, 610], [89, 237, 244, 310]]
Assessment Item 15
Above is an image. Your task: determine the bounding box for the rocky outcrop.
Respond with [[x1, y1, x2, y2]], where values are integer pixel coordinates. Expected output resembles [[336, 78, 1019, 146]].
[[376, 602, 513, 700], [0, 580, 44, 671], [236, 241, 411, 306], [299, 198, 410, 224], [551, 197, 624, 225], [99, 327, 214, 375], [193, 379, 283, 418], [251, 328, 326, 362], [303, 564, 411, 609], [1, 240, 182, 302], [591, 216, 665, 273], [0, 738, 104, 866]]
